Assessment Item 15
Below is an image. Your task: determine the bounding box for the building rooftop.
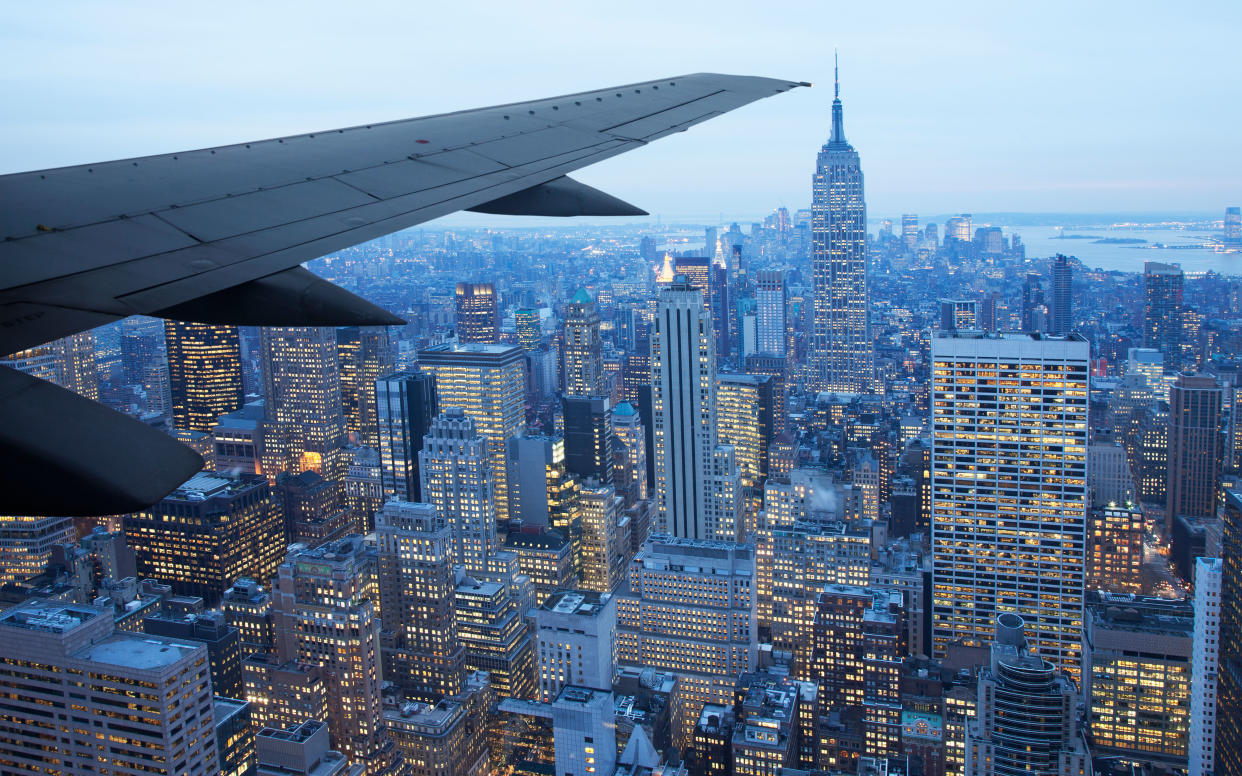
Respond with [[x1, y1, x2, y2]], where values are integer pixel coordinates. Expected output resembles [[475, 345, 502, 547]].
[[419, 342, 523, 359], [933, 329, 1088, 343], [79, 633, 202, 670], [540, 589, 611, 616]]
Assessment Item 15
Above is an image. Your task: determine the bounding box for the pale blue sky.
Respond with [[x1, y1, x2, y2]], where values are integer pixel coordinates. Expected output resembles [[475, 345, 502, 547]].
[[2, 1, 1238, 221]]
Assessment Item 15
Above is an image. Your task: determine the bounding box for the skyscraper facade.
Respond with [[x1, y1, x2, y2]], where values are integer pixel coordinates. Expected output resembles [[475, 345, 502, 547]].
[[376, 500, 464, 701], [0, 602, 220, 776], [652, 278, 739, 541], [125, 472, 283, 606], [1165, 373, 1223, 531], [1049, 254, 1073, 336], [562, 394, 615, 486], [418, 343, 526, 524], [964, 614, 1090, 776], [376, 370, 438, 503], [515, 307, 542, 351], [273, 536, 400, 773], [164, 320, 244, 433], [0, 515, 75, 585], [260, 326, 347, 482], [811, 65, 872, 394], [612, 402, 648, 508], [563, 288, 603, 397], [755, 269, 788, 356], [930, 332, 1089, 677], [1144, 261, 1184, 369], [336, 326, 394, 449], [455, 281, 499, 344], [418, 408, 499, 574]]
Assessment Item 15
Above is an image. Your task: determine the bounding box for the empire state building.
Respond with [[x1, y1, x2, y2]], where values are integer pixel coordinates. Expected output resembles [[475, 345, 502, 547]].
[[811, 63, 873, 393]]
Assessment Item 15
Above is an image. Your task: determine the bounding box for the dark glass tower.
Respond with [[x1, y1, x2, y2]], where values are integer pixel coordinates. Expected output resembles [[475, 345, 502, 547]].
[[1049, 254, 1073, 335], [811, 58, 871, 393], [376, 370, 438, 503], [1144, 261, 1184, 369]]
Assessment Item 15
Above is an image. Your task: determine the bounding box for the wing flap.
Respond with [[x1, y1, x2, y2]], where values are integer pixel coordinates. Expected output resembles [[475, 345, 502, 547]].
[[0, 365, 204, 516], [467, 176, 646, 217], [152, 265, 403, 326]]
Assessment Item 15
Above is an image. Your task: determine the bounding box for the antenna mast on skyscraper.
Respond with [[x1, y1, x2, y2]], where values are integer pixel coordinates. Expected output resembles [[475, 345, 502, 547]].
[[834, 48, 839, 99]]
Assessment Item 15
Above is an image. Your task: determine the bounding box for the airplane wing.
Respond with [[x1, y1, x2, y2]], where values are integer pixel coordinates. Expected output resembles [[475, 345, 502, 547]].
[[0, 73, 806, 516]]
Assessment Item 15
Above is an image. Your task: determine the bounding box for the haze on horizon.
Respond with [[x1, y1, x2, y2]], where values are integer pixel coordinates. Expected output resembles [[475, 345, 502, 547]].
[[2, 0, 1238, 223]]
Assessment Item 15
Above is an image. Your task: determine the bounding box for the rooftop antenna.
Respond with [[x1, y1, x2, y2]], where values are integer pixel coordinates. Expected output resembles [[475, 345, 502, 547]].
[[834, 48, 839, 99]]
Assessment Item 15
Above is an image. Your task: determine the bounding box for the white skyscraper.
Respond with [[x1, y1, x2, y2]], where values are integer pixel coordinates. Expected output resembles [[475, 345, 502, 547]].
[[419, 408, 499, 574], [535, 589, 616, 702], [651, 277, 740, 541], [1191, 557, 1222, 776], [930, 331, 1090, 677], [756, 269, 787, 356], [0, 602, 219, 776]]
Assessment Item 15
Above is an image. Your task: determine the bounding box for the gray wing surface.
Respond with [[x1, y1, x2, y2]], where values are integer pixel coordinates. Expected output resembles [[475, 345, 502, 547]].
[[0, 72, 806, 515]]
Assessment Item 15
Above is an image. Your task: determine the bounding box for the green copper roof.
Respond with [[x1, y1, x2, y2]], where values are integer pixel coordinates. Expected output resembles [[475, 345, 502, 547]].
[[570, 288, 593, 304]]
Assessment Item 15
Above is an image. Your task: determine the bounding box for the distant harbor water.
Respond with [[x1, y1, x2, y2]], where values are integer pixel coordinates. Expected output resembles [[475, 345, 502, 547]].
[[1007, 225, 1240, 275]]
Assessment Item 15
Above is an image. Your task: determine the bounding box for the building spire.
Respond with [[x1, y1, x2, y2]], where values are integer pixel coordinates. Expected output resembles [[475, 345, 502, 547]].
[[830, 49, 846, 144]]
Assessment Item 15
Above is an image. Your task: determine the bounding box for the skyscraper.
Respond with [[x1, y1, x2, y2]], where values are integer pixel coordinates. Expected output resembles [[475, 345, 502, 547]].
[[0, 602, 220, 776], [335, 326, 394, 449], [1049, 254, 1073, 335], [811, 60, 872, 394], [1144, 261, 1184, 369], [418, 343, 526, 524], [418, 408, 499, 574], [1225, 206, 1241, 246], [164, 321, 244, 432], [260, 326, 347, 483], [617, 535, 758, 748], [901, 213, 919, 252], [930, 331, 1089, 677], [1165, 373, 1223, 533], [272, 536, 400, 773], [1021, 272, 1044, 332], [125, 472, 283, 606], [563, 288, 603, 397], [652, 277, 739, 541], [376, 370, 438, 503], [612, 402, 648, 508], [535, 589, 616, 701], [755, 269, 788, 356], [1218, 490, 1242, 775], [938, 299, 978, 331], [562, 394, 615, 485], [1191, 557, 1222, 776], [716, 373, 776, 490], [964, 614, 1091, 776], [578, 483, 623, 593], [52, 330, 100, 402], [515, 307, 542, 351], [455, 281, 499, 344], [0, 515, 75, 585], [376, 500, 464, 700]]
